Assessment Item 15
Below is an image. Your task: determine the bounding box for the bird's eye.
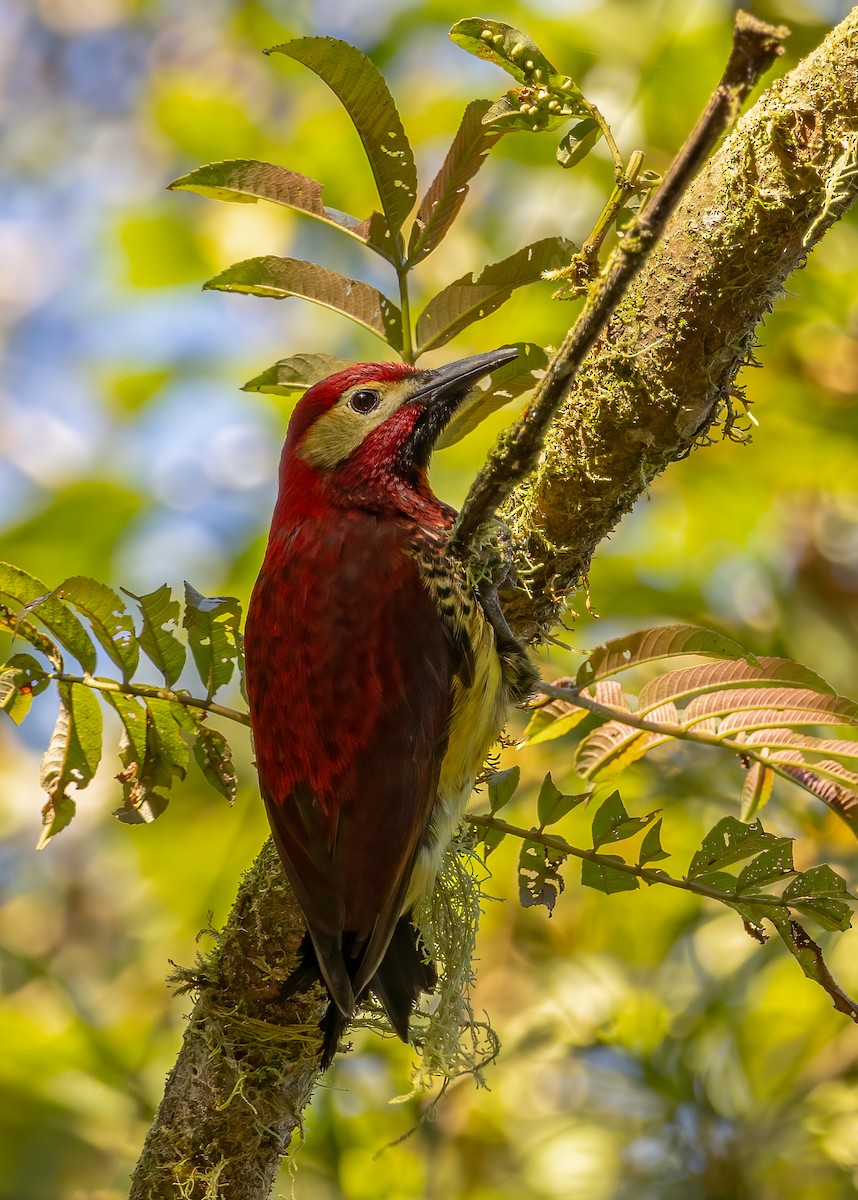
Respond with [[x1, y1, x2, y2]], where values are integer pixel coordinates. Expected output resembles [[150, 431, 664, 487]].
[[348, 389, 382, 415]]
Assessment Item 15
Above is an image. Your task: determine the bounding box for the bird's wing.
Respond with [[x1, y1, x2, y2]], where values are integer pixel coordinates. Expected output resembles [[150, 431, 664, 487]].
[[246, 516, 461, 1015]]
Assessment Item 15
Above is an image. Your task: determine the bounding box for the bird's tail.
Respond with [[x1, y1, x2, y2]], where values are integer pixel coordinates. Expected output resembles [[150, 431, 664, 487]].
[[282, 915, 436, 1069]]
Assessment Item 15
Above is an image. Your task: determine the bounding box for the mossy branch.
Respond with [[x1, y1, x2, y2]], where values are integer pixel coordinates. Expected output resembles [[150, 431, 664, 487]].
[[449, 10, 787, 562], [501, 7, 858, 638], [131, 10, 858, 1198]]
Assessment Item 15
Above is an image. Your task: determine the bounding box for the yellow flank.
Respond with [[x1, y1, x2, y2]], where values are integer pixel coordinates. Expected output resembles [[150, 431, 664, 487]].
[[298, 379, 416, 469], [406, 595, 510, 908]]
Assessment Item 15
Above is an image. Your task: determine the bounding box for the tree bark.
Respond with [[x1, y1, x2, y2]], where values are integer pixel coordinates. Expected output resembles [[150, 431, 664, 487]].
[[129, 9, 858, 1197]]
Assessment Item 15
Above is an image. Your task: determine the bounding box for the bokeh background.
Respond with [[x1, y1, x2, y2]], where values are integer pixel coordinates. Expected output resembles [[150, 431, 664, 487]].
[[2, 0, 858, 1196]]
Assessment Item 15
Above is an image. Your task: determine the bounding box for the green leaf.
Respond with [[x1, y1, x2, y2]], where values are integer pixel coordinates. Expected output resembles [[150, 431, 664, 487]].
[[581, 854, 639, 894], [0, 653, 48, 725], [782, 865, 855, 932], [57, 576, 139, 681], [437, 342, 549, 448], [638, 818, 670, 867], [122, 585, 186, 687], [169, 159, 394, 261], [478, 824, 507, 856], [0, 603, 63, 669], [267, 38, 417, 237], [735, 840, 795, 892], [0, 561, 96, 673], [537, 773, 585, 827], [183, 583, 242, 700], [740, 761, 775, 821], [146, 698, 190, 781], [37, 681, 102, 848], [487, 766, 519, 813], [770, 915, 858, 1020], [205, 257, 403, 350], [576, 624, 753, 689], [481, 89, 573, 134], [242, 353, 353, 398], [688, 817, 780, 879], [557, 118, 602, 168], [519, 837, 566, 911], [406, 99, 503, 267], [521, 702, 589, 747], [449, 19, 583, 97], [193, 722, 238, 803], [107, 692, 170, 825], [591, 791, 657, 849], [415, 238, 573, 354]]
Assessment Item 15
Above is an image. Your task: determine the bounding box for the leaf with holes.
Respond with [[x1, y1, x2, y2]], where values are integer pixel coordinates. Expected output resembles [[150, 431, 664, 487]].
[[407, 99, 504, 266], [688, 817, 781, 880], [57, 576, 139, 681], [38, 682, 102, 848], [735, 839, 795, 892], [437, 342, 548, 448], [575, 625, 753, 689], [123, 585, 185, 687], [205, 257, 402, 350], [0, 653, 48, 725], [591, 791, 657, 850], [519, 836, 566, 911], [108, 692, 170, 825], [0, 562, 96, 673], [581, 854, 639, 894], [267, 38, 417, 237], [770, 914, 858, 1021], [169, 159, 394, 261], [183, 583, 242, 700], [0, 603, 62, 669], [782, 865, 855, 932], [487, 766, 519, 814], [193, 722, 238, 803], [242, 353, 353, 398], [415, 238, 573, 354]]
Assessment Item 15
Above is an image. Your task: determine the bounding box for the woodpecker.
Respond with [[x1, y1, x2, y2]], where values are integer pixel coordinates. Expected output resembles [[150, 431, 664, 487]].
[[244, 348, 535, 1066]]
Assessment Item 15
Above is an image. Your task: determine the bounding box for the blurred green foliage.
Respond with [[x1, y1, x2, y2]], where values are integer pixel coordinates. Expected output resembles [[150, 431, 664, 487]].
[[1, 1, 857, 1198]]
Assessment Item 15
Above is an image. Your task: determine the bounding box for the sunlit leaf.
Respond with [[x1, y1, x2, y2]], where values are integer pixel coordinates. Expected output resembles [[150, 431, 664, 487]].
[[740, 761, 775, 821], [267, 38, 417, 236], [37, 682, 102, 848], [407, 99, 504, 266], [735, 839, 794, 892], [0, 653, 48, 725], [205, 257, 403, 350], [108, 692, 169, 825], [57, 575, 139, 681], [639, 656, 838, 713], [685, 686, 858, 728], [0, 602, 63, 669], [169, 159, 394, 260], [521, 703, 589, 747], [575, 702, 678, 781], [242, 353, 353, 398], [122, 585, 186, 687], [575, 625, 753, 689], [0, 562, 96, 673], [183, 583, 242, 700]]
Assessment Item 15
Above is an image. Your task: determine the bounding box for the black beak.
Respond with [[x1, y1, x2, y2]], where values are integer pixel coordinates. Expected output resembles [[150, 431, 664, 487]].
[[401, 346, 519, 469]]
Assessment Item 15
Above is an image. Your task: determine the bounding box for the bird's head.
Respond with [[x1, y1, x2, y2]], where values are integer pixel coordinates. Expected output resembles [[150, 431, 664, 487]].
[[277, 347, 518, 519]]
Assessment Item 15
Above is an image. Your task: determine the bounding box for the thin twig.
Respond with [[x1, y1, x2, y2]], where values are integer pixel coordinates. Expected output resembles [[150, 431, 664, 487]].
[[448, 11, 788, 561], [535, 679, 837, 807], [465, 812, 790, 907], [52, 672, 251, 726]]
